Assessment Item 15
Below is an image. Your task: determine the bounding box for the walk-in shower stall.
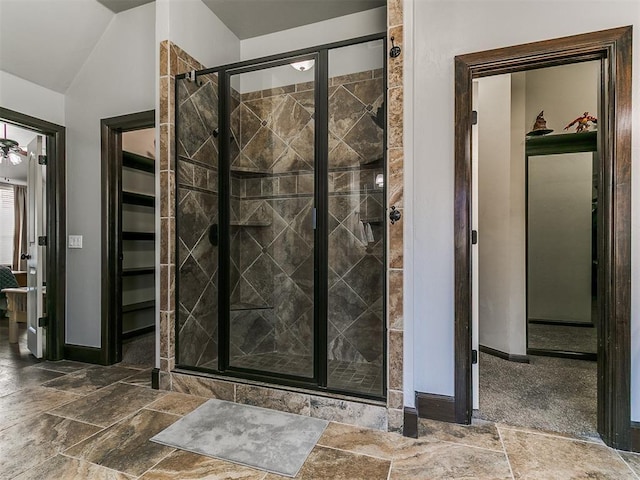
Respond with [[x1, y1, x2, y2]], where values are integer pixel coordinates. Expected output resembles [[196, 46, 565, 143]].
[[175, 35, 387, 399]]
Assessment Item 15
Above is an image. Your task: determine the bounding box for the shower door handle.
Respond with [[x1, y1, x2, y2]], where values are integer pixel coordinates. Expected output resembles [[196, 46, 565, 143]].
[[208, 224, 218, 247]]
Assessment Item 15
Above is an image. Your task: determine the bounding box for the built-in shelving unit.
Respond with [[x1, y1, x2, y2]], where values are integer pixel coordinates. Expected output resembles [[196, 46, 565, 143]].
[[121, 149, 156, 338], [122, 231, 155, 241]]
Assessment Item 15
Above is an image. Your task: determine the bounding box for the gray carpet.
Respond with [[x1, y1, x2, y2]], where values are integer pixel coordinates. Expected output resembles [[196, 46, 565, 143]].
[[121, 332, 155, 367], [151, 399, 328, 477], [475, 352, 598, 440], [528, 323, 597, 353]]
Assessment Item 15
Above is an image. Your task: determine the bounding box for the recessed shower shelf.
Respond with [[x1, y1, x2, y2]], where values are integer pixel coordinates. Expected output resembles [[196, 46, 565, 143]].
[[230, 167, 271, 177], [230, 220, 272, 227], [360, 157, 383, 167], [230, 303, 273, 312], [361, 218, 383, 224]]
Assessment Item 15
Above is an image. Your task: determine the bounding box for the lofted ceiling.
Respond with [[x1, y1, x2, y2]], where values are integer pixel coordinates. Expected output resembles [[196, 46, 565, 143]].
[[0, 0, 114, 93], [96, 0, 385, 39], [0, 0, 384, 94], [96, 0, 154, 13], [200, 0, 386, 40]]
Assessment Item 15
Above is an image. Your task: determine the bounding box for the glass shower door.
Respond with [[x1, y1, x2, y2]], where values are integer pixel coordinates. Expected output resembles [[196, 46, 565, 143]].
[[176, 72, 220, 369], [326, 40, 386, 396], [227, 58, 316, 378]]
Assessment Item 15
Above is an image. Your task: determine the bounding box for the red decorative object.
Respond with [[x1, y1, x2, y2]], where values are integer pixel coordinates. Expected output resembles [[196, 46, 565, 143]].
[[564, 112, 597, 133]]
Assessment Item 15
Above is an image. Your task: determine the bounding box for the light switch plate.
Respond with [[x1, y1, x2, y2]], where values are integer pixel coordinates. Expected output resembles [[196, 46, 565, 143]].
[[68, 235, 83, 249]]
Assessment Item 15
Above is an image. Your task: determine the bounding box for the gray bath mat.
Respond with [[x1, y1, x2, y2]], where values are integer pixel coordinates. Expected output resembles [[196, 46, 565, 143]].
[[150, 399, 328, 477]]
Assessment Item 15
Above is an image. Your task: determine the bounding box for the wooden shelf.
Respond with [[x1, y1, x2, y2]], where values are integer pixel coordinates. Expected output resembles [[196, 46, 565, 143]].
[[123, 191, 154, 207], [122, 300, 155, 313], [526, 131, 597, 156], [123, 151, 155, 173], [123, 231, 155, 241], [122, 267, 155, 277]]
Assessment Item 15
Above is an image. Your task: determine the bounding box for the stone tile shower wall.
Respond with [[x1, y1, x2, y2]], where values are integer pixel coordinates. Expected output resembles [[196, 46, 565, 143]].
[[326, 70, 385, 374], [159, 0, 404, 432], [386, 0, 405, 432], [226, 72, 385, 375], [227, 83, 315, 368]]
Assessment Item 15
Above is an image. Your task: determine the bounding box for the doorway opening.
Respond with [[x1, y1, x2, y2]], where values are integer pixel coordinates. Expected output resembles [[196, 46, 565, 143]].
[[454, 27, 632, 450], [101, 110, 156, 367], [471, 61, 600, 439], [0, 108, 66, 364]]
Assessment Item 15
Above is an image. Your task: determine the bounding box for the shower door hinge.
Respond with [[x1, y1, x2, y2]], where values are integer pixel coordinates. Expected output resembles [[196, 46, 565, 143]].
[[38, 155, 47, 165], [472, 349, 478, 364], [471, 230, 478, 245], [312, 208, 317, 230], [38, 236, 47, 246], [471, 110, 478, 126]]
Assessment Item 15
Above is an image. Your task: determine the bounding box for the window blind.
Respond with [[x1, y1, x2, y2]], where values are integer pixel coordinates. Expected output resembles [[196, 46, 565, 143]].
[[0, 185, 15, 266]]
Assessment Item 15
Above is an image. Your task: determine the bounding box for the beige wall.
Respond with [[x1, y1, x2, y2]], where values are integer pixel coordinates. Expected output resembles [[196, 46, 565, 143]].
[[526, 62, 598, 323], [477, 73, 526, 355]]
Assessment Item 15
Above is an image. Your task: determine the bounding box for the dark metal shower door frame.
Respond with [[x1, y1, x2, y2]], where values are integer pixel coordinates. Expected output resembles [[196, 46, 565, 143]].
[[174, 33, 388, 402]]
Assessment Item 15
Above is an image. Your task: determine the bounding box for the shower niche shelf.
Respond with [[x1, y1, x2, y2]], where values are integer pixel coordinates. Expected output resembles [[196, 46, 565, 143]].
[[230, 167, 271, 177], [360, 157, 383, 167], [230, 303, 273, 311]]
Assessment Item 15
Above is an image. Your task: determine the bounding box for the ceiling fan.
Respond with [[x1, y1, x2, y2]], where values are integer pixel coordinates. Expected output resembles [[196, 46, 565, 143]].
[[0, 124, 26, 165]]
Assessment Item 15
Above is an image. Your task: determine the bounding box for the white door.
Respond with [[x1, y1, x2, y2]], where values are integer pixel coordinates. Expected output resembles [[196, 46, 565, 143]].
[[471, 81, 480, 410], [26, 135, 45, 358]]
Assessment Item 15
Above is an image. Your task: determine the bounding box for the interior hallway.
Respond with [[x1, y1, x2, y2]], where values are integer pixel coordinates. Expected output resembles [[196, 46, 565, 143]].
[[0, 321, 636, 479]]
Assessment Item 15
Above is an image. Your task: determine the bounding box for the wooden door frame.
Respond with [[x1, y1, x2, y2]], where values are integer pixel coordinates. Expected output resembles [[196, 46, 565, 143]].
[[101, 110, 155, 365], [453, 27, 632, 449], [0, 107, 66, 361]]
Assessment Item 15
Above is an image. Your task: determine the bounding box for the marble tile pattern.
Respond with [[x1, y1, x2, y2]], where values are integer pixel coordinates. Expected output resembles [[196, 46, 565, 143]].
[[65, 409, 180, 477], [50, 382, 165, 427], [0, 339, 634, 480], [151, 399, 329, 477]]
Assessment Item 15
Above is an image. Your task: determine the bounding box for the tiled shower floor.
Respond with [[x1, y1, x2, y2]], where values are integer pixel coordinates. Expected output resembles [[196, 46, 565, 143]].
[[229, 352, 383, 395]]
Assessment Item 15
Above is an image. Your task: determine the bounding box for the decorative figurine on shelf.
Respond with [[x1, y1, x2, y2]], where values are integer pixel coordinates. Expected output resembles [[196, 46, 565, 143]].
[[564, 112, 597, 133], [526, 111, 553, 136]]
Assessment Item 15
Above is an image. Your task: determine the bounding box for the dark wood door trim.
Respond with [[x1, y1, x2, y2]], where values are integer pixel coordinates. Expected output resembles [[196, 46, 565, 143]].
[[453, 26, 632, 449], [0, 107, 66, 361], [101, 110, 155, 365]]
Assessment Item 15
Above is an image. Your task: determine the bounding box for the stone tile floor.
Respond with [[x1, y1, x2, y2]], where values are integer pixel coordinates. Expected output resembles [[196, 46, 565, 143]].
[[1, 321, 639, 479]]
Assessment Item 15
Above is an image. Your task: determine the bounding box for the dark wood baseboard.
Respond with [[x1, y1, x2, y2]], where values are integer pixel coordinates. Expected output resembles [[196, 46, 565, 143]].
[[480, 345, 530, 363], [415, 392, 457, 423], [122, 325, 155, 340], [630, 422, 640, 453], [151, 368, 160, 389], [529, 319, 595, 328], [64, 344, 104, 364], [403, 407, 418, 438], [527, 348, 597, 362]]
